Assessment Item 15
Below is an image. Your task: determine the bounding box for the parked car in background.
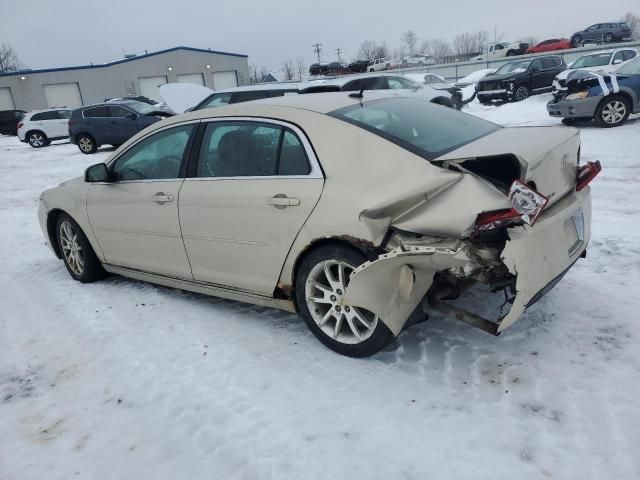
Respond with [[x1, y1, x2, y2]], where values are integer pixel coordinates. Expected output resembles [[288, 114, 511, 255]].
[[327, 61, 349, 74], [403, 73, 465, 108], [309, 63, 329, 76], [454, 68, 496, 87], [348, 60, 371, 73], [301, 73, 461, 108], [181, 84, 301, 112], [368, 58, 391, 72], [526, 38, 573, 54], [402, 54, 436, 66], [477, 55, 566, 103], [472, 42, 530, 61], [547, 56, 640, 127], [17, 108, 71, 148], [422, 73, 446, 84], [39, 92, 598, 357], [69, 101, 173, 154], [552, 48, 638, 97], [0, 109, 26, 135], [571, 22, 633, 45], [107, 96, 174, 114]]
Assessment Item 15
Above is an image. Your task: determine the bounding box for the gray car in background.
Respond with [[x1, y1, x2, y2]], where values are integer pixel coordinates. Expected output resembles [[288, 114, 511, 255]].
[[571, 22, 633, 45]]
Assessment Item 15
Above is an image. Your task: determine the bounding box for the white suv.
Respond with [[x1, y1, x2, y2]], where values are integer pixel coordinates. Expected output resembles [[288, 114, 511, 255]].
[[368, 58, 391, 72], [18, 108, 72, 148]]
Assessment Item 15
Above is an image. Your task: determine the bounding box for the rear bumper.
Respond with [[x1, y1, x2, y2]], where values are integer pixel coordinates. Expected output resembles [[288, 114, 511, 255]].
[[343, 187, 592, 335], [547, 97, 599, 118]]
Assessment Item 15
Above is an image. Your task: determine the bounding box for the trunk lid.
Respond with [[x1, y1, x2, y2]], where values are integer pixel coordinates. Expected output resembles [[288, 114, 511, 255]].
[[435, 126, 580, 206]]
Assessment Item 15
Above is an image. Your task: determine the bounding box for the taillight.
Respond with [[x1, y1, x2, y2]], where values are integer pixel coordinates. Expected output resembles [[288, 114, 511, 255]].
[[17, 122, 23, 129], [475, 208, 522, 231], [576, 160, 601, 191]]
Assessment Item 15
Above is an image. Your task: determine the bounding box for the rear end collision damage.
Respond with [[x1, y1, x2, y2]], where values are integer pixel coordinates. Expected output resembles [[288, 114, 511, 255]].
[[341, 130, 600, 338]]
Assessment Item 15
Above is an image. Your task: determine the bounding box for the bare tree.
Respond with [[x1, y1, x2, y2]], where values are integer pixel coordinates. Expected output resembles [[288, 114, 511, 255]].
[[259, 65, 269, 83], [357, 40, 379, 61], [419, 39, 431, 54], [374, 41, 389, 59], [453, 31, 489, 55], [401, 30, 418, 55], [282, 58, 295, 80], [0, 43, 21, 74], [621, 12, 640, 39], [429, 39, 452, 59], [295, 56, 306, 81]]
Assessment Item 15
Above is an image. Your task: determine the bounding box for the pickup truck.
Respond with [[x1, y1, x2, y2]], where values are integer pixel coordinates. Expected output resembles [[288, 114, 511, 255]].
[[368, 58, 391, 72], [472, 42, 530, 61]]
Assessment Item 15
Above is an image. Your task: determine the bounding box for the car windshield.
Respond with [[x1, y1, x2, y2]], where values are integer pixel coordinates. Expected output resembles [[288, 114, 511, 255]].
[[121, 100, 158, 115], [571, 53, 612, 68], [495, 61, 531, 74], [615, 57, 640, 75], [330, 97, 500, 160]]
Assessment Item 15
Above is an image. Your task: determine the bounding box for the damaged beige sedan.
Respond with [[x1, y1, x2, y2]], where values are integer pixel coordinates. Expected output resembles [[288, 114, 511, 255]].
[[38, 92, 601, 357]]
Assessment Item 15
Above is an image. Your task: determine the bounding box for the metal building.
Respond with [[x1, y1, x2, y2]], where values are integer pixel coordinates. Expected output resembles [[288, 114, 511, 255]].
[[0, 46, 249, 111]]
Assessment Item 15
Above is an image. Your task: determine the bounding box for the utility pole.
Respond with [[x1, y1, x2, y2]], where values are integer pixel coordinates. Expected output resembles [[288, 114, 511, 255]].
[[312, 43, 322, 63], [335, 48, 343, 61]]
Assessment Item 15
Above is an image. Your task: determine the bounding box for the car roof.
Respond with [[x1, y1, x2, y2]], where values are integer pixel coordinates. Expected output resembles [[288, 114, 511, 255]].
[[26, 107, 71, 114], [207, 82, 306, 95], [309, 72, 417, 87]]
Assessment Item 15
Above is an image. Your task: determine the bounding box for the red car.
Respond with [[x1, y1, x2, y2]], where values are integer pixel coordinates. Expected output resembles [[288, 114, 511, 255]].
[[525, 38, 573, 54]]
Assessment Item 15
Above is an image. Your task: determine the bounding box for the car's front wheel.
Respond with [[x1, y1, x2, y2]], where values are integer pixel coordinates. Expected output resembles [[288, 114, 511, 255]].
[[514, 85, 530, 102], [77, 134, 97, 154], [295, 245, 393, 357], [56, 214, 105, 283], [595, 95, 630, 127], [28, 131, 48, 148], [571, 35, 582, 45], [604, 33, 614, 42]]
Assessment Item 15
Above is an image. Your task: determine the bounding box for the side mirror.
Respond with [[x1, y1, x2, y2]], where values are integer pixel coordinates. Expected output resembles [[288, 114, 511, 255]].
[[85, 163, 109, 182], [125, 112, 136, 119], [612, 58, 623, 65]]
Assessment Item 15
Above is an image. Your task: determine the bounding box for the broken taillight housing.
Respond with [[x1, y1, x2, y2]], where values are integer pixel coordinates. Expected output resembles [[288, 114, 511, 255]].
[[475, 180, 549, 231], [576, 160, 602, 191], [17, 122, 23, 129]]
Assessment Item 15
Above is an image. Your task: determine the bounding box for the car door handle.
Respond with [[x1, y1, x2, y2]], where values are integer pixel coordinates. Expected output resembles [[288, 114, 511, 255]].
[[267, 194, 300, 208], [152, 193, 174, 204]]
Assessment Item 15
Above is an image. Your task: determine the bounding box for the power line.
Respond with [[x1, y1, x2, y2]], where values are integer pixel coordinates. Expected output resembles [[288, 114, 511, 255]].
[[312, 43, 322, 63]]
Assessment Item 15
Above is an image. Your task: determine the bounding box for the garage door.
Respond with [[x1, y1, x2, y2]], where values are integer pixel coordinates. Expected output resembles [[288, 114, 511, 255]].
[[44, 83, 83, 108], [138, 76, 168, 102], [0, 88, 15, 110], [176, 73, 204, 86], [212, 71, 238, 90]]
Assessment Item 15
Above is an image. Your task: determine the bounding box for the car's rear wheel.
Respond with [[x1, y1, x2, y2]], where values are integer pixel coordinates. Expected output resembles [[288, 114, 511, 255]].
[[595, 95, 630, 127], [28, 131, 48, 148], [77, 134, 97, 154], [295, 245, 394, 357], [514, 85, 530, 102], [56, 214, 105, 283]]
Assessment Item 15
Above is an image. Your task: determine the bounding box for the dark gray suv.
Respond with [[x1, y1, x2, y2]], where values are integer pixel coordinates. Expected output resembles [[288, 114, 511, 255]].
[[68, 101, 172, 154], [571, 22, 633, 45]]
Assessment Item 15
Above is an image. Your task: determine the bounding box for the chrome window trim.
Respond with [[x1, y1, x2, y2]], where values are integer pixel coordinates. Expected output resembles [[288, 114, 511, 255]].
[[189, 116, 324, 180], [81, 105, 137, 119]]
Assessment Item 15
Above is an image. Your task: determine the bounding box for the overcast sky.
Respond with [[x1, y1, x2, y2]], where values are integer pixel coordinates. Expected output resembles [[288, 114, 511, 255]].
[[1, 0, 638, 71]]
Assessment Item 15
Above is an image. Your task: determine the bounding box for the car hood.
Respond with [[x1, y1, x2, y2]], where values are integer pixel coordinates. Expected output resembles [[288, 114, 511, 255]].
[[159, 83, 215, 113], [556, 66, 611, 80], [479, 72, 519, 84], [59, 176, 84, 187]]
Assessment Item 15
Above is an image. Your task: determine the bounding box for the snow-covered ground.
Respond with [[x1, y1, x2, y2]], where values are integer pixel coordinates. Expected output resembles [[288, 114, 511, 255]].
[[1, 95, 639, 480]]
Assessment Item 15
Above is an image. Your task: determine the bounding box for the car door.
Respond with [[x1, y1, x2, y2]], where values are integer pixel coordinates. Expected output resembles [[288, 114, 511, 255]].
[[529, 59, 547, 90], [53, 110, 71, 138], [108, 105, 139, 145], [584, 24, 599, 41], [179, 119, 323, 295], [86, 123, 197, 278], [82, 106, 112, 145]]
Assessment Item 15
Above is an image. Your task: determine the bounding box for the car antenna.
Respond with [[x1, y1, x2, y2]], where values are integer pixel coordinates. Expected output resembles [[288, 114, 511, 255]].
[[349, 86, 365, 100]]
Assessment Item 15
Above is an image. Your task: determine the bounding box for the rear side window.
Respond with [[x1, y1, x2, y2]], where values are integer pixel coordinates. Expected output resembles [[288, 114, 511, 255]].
[[83, 106, 110, 118], [330, 97, 500, 160], [200, 93, 232, 109], [541, 58, 558, 69], [230, 91, 272, 103], [58, 110, 72, 119], [32, 111, 58, 121], [196, 121, 310, 177]]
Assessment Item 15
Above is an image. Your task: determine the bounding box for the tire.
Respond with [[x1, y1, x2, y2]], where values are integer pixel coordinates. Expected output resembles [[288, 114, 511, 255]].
[[55, 213, 105, 283], [295, 245, 394, 357], [369, 68, 374, 72], [595, 95, 631, 128], [571, 35, 582, 45], [561, 118, 578, 126], [77, 134, 97, 154], [513, 85, 530, 102], [27, 131, 48, 148], [506, 50, 515, 56], [604, 33, 614, 43]]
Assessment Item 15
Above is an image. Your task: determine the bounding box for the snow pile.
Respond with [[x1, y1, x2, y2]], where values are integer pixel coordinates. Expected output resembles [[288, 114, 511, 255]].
[[454, 68, 496, 86], [1, 102, 639, 479]]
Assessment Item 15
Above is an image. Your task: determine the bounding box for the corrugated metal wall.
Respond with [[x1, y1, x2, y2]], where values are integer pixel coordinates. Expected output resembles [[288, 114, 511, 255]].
[[0, 48, 250, 111]]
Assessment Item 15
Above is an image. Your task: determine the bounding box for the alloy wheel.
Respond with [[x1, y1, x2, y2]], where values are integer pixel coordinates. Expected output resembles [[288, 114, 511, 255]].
[[305, 260, 378, 345], [29, 133, 44, 147], [601, 101, 626, 124], [59, 220, 84, 276], [515, 87, 529, 101], [79, 137, 94, 153]]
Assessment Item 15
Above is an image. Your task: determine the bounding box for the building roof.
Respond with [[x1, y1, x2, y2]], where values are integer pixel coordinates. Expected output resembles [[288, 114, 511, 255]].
[[0, 46, 248, 78]]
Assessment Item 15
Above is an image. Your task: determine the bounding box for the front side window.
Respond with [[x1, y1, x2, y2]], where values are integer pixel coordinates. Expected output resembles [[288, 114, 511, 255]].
[[110, 106, 134, 118], [616, 57, 640, 75], [196, 121, 310, 177], [231, 91, 271, 103], [623, 50, 637, 61], [58, 110, 72, 119], [83, 106, 110, 118], [111, 125, 194, 181], [571, 53, 612, 68], [330, 97, 500, 160]]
